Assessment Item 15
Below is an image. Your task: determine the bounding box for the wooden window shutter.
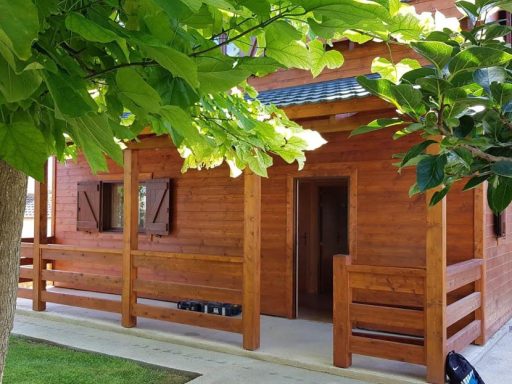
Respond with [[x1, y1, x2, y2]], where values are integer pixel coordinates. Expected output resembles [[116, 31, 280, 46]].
[[145, 179, 172, 235], [77, 181, 102, 232]]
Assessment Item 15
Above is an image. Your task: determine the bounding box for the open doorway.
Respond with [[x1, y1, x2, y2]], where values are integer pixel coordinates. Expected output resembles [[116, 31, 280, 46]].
[[296, 178, 349, 322]]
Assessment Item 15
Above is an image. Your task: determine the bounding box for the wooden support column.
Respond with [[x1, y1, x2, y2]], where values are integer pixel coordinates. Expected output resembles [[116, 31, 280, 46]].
[[122, 149, 139, 328], [474, 184, 487, 345], [33, 163, 48, 311], [425, 145, 447, 383], [242, 169, 261, 350], [333, 254, 352, 368]]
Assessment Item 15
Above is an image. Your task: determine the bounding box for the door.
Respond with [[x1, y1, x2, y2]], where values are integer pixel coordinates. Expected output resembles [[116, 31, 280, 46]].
[[296, 178, 348, 322]]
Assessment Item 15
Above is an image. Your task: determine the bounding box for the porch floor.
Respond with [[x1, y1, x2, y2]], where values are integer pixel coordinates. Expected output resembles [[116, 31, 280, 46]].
[[14, 287, 496, 384]]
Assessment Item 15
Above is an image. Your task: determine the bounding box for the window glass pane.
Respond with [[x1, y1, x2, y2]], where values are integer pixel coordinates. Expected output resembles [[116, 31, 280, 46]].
[[110, 184, 124, 229], [139, 185, 146, 229]]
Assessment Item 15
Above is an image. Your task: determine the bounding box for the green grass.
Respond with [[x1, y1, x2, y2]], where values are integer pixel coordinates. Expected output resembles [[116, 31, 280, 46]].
[[4, 336, 198, 384]]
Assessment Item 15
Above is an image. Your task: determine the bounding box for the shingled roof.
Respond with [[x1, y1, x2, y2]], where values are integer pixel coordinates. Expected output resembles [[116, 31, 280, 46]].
[[255, 73, 379, 107]]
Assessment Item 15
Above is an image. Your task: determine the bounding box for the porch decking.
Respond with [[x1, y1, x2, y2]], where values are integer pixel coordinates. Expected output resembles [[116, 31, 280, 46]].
[[16, 288, 427, 384]]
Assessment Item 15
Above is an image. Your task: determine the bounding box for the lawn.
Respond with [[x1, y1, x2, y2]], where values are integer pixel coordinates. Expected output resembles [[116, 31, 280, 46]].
[[4, 336, 198, 384]]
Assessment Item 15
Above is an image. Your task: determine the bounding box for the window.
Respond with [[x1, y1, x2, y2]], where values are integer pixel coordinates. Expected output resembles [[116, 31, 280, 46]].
[[101, 183, 146, 231], [77, 179, 171, 235]]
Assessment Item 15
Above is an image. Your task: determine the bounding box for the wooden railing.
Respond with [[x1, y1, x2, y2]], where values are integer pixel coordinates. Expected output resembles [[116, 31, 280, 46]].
[[132, 250, 244, 333], [17, 244, 249, 342], [39, 244, 123, 313], [446, 259, 484, 352], [333, 255, 426, 368], [18, 242, 34, 300]]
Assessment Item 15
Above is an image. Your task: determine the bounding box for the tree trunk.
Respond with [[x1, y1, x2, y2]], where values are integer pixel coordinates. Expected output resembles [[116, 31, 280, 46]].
[[0, 161, 27, 382]]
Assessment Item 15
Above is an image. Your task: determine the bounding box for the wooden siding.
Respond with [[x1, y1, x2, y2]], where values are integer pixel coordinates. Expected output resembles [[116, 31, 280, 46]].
[[54, 127, 475, 317], [249, 1, 462, 92], [484, 201, 512, 338]]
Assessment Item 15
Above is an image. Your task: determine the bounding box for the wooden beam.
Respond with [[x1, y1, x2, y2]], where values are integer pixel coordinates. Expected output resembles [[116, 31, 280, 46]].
[[122, 149, 139, 327], [474, 184, 487, 345], [242, 169, 261, 350], [425, 140, 447, 384], [282, 96, 391, 120], [124, 135, 174, 150], [298, 109, 397, 133], [33, 162, 48, 311], [333, 255, 352, 368]]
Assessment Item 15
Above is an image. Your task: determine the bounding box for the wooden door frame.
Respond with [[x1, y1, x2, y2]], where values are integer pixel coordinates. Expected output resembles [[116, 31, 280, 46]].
[[286, 163, 357, 319]]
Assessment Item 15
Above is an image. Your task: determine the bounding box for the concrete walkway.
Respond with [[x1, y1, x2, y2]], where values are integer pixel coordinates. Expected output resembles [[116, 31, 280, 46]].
[[13, 314, 367, 384], [12, 295, 512, 384]]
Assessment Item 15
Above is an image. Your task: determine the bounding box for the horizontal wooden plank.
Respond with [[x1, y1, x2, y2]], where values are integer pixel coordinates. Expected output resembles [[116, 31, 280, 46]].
[[17, 287, 33, 299], [352, 330, 423, 346], [446, 259, 483, 293], [134, 279, 242, 304], [447, 320, 481, 352], [133, 303, 243, 333], [350, 303, 424, 332], [350, 335, 425, 365], [42, 270, 122, 292], [41, 291, 121, 313], [347, 265, 426, 277], [132, 250, 243, 264], [20, 244, 34, 258], [134, 255, 243, 277], [447, 292, 481, 327], [349, 272, 424, 295], [41, 248, 121, 265], [40, 244, 122, 254], [19, 267, 33, 280]]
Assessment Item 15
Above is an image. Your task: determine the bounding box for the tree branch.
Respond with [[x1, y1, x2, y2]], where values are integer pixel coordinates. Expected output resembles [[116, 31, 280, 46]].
[[84, 60, 159, 80]]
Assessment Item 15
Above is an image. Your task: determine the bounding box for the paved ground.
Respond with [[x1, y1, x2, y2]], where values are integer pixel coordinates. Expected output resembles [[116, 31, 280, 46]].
[[13, 314, 368, 384], [474, 322, 512, 383], [12, 297, 512, 384]]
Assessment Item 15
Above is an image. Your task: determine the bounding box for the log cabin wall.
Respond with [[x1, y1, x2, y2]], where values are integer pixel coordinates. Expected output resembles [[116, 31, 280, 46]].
[[53, 127, 475, 318], [483, 202, 512, 339]]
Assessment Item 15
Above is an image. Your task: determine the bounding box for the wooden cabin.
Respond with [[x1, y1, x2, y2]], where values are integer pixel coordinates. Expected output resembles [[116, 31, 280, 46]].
[[18, 1, 512, 383]]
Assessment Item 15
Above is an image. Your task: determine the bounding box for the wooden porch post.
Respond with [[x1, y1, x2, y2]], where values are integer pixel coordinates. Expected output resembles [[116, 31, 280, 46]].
[[122, 149, 138, 327], [242, 169, 261, 350], [425, 161, 447, 382], [474, 184, 487, 345], [33, 162, 48, 311], [333, 254, 352, 368]]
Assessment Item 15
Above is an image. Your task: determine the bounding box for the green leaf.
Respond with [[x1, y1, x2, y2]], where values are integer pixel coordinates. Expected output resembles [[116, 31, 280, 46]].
[[492, 160, 512, 177], [0, 1, 39, 60], [0, 121, 47, 180], [0, 56, 42, 103], [390, 84, 426, 118], [371, 57, 421, 84], [265, 21, 310, 70], [349, 118, 403, 137], [196, 56, 250, 93], [401, 140, 437, 167], [142, 45, 199, 89], [448, 47, 512, 76], [66, 12, 122, 43], [463, 174, 490, 191], [43, 71, 97, 118], [417, 154, 447, 192], [488, 176, 512, 213], [116, 68, 161, 113], [474, 67, 507, 94], [308, 40, 344, 78], [159, 105, 199, 140], [410, 41, 454, 70], [66, 114, 123, 172], [429, 185, 451, 206]]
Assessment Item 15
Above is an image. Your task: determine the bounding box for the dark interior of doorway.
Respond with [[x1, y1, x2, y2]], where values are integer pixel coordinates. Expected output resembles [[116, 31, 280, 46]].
[[296, 178, 349, 322]]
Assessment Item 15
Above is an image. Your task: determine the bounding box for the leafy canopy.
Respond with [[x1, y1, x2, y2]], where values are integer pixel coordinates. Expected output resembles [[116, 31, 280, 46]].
[[0, 0, 453, 180], [350, 0, 512, 213]]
